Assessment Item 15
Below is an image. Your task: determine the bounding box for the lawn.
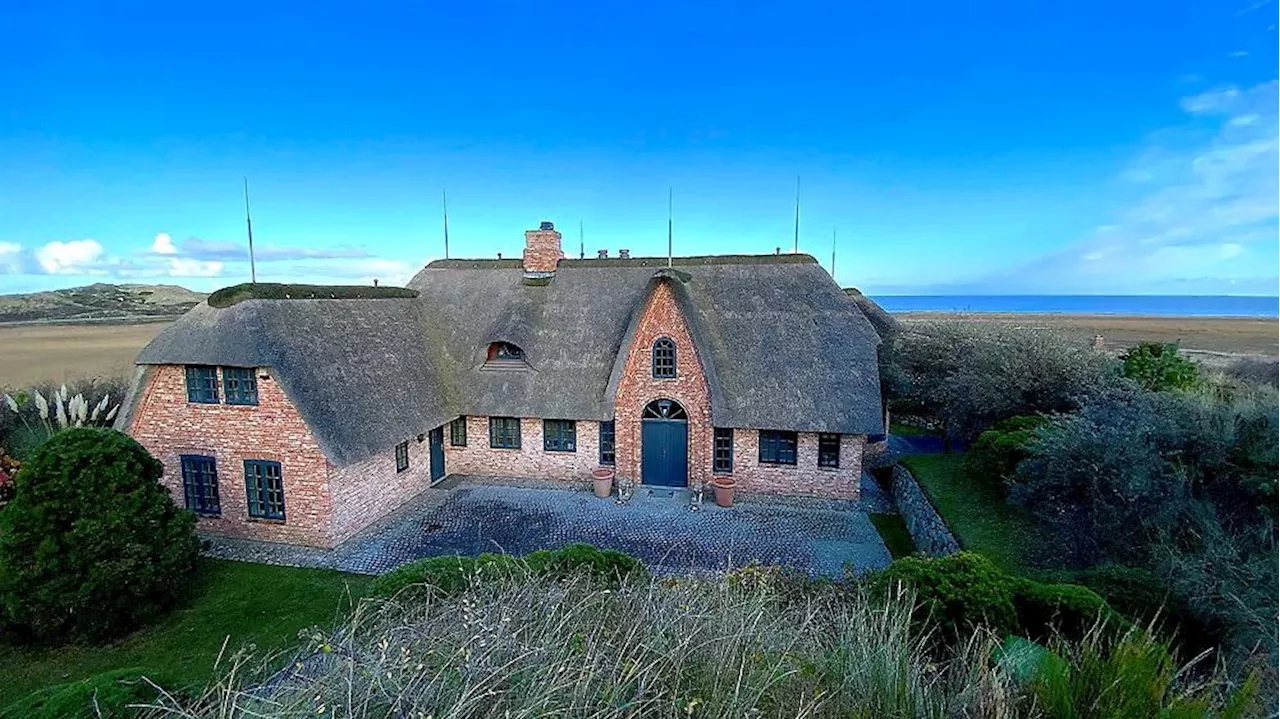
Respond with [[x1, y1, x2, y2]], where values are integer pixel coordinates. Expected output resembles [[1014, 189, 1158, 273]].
[[888, 421, 937, 438], [0, 558, 372, 708], [899, 452, 1039, 574], [869, 513, 915, 559]]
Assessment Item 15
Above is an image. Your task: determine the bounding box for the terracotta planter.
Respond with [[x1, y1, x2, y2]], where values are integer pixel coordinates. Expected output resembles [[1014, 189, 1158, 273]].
[[712, 477, 737, 507], [592, 467, 615, 498]]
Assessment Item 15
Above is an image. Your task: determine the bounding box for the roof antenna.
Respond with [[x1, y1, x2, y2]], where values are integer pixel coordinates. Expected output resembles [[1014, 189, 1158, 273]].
[[667, 187, 673, 268], [579, 219, 585, 260], [243, 177, 257, 284], [793, 175, 800, 254], [442, 189, 450, 259], [830, 228, 837, 278]]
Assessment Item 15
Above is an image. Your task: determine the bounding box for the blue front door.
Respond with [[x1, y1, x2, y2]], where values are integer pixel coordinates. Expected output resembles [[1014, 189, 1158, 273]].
[[429, 427, 445, 482], [641, 418, 688, 487]]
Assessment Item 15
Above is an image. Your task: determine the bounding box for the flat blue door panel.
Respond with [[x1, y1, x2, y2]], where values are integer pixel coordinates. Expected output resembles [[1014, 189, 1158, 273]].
[[429, 427, 445, 482], [641, 419, 688, 487]]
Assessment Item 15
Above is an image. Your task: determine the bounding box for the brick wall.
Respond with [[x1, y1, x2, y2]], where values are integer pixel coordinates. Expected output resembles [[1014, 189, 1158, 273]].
[[522, 226, 564, 274], [613, 279, 714, 488], [444, 415, 602, 484], [328, 434, 436, 544], [726, 430, 864, 500], [127, 364, 333, 547]]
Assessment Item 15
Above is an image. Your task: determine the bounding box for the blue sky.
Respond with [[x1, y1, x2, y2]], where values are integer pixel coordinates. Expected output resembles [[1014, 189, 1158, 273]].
[[1, 1, 1276, 295]]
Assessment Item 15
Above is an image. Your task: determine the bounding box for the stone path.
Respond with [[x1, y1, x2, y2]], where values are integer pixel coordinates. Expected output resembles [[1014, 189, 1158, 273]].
[[205, 476, 893, 578]]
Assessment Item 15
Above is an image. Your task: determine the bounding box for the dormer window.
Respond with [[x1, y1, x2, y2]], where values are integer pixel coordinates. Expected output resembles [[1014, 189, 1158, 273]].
[[652, 337, 676, 378], [485, 342, 527, 368]]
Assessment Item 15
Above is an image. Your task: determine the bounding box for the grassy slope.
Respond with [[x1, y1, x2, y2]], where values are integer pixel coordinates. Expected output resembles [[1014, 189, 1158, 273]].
[[899, 452, 1039, 574], [869, 514, 915, 559], [0, 559, 372, 707]]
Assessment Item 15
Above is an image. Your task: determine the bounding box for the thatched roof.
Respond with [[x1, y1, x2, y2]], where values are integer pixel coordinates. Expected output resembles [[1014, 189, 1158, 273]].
[[127, 254, 883, 465], [843, 287, 898, 340]]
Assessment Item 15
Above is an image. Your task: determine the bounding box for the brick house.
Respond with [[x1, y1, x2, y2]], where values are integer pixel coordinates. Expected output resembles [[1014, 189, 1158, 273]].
[[118, 222, 885, 548]]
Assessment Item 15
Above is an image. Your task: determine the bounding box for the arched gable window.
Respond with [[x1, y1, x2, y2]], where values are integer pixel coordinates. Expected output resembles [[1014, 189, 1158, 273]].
[[652, 337, 676, 378], [486, 342, 526, 366]]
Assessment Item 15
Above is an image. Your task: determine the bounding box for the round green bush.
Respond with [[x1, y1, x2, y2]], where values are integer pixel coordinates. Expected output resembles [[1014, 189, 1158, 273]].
[[0, 428, 200, 643], [1012, 578, 1116, 641], [875, 552, 1018, 637]]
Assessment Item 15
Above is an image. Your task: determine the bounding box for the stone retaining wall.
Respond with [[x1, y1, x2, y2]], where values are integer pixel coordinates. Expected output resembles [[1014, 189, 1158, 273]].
[[891, 465, 960, 557]]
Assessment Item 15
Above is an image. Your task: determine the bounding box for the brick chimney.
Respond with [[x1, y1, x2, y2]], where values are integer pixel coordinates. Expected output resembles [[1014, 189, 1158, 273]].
[[523, 221, 564, 274]]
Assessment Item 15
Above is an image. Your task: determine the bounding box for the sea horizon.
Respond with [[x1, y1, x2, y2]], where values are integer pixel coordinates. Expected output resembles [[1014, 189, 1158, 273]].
[[867, 294, 1280, 318]]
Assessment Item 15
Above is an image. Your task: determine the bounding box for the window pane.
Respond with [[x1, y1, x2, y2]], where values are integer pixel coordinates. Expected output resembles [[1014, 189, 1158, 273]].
[[652, 338, 676, 378], [185, 366, 219, 404], [450, 416, 467, 446], [244, 460, 285, 520], [713, 427, 733, 473], [544, 419, 576, 452], [599, 421, 615, 465], [490, 417, 521, 449], [818, 433, 840, 468], [395, 441, 410, 472], [222, 367, 259, 405], [181, 455, 220, 515], [759, 430, 798, 465]]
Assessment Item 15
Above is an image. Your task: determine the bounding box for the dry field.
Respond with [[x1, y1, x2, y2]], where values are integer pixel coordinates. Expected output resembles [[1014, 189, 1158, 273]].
[[899, 313, 1278, 357], [0, 321, 173, 388]]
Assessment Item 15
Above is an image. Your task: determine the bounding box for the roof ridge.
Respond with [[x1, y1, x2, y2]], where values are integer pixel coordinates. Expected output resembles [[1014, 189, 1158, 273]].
[[426, 253, 819, 270]]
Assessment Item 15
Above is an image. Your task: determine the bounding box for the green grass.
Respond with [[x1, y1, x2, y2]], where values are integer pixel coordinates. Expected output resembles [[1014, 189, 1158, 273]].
[[0, 558, 372, 708], [869, 513, 915, 559], [899, 452, 1039, 574], [889, 422, 937, 438]]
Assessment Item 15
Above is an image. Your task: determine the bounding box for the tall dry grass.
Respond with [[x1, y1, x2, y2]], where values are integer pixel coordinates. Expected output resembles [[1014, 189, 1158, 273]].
[[137, 568, 1253, 719]]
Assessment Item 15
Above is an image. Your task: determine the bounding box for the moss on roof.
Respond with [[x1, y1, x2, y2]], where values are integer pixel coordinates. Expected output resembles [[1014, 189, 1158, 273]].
[[426, 253, 819, 270], [208, 283, 419, 308]]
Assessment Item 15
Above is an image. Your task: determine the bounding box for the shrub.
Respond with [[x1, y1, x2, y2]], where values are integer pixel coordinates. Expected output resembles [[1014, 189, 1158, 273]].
[[0, 428, 200, 643], [1221, 356, 1279, 388], [875, 552, 1018, 637], [963, 414, 1047, 492], [1, 666, 181, 719], [888, 321, 1122, 443], [1121, 342, 1199, 392], [370, 544, 645, 598], [1012, 578, 1116, 642]]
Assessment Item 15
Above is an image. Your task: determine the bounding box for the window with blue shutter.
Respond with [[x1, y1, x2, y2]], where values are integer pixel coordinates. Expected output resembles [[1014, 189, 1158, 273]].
[[185, 366, 219, 404], [180, 454, 220, 515], [244, 459, 285, 520]]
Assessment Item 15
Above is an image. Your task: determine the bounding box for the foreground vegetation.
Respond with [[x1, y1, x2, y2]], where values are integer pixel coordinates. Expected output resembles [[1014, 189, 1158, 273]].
[[141, 561, 1256, 718], [0, 560, 371, 709]]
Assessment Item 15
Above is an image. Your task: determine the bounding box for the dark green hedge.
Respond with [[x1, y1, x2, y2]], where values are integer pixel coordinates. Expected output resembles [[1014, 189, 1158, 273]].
[[207, 283, 418, 308]]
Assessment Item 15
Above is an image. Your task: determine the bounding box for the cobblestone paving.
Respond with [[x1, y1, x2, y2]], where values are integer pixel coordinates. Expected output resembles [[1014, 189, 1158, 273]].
[[205, 476, 893, 578]]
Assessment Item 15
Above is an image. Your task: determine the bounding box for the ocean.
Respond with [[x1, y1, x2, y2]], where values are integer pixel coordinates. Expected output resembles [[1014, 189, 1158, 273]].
[[868, 295, 1279, 318]]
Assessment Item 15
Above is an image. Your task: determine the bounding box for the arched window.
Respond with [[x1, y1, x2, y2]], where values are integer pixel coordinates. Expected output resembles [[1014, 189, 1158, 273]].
[[652, 337, 676, 378], [643, 398, 687, 420], [486, 342, 526, 366]]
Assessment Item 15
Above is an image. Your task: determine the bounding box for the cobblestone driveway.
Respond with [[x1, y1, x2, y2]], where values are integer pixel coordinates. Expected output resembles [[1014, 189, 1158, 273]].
[[206, 477, 893, 577]]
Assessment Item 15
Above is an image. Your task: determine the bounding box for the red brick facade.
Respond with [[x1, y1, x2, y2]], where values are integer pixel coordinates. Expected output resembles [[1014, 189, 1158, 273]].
[[444, 415, 602, 483], [613, 279, 715, 488], [128, 254, 867, 551], [127, 365, 334, 547]]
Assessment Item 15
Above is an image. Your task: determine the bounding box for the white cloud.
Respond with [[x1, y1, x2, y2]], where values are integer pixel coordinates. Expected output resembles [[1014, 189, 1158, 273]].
[[0, 242, 23, 274], [151, 232, 177, 254], [1228, 50, 1250, 57], [955, 79, 1279, 293], [34, 240, 106, 275], [166, 258, 224, 277]]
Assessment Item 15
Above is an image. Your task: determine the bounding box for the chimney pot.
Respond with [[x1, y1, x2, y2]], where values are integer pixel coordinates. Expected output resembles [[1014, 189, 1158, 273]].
[[619, 249, 631, 259], [539, 221, 555, 231], [597, 249, 608, 259]]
